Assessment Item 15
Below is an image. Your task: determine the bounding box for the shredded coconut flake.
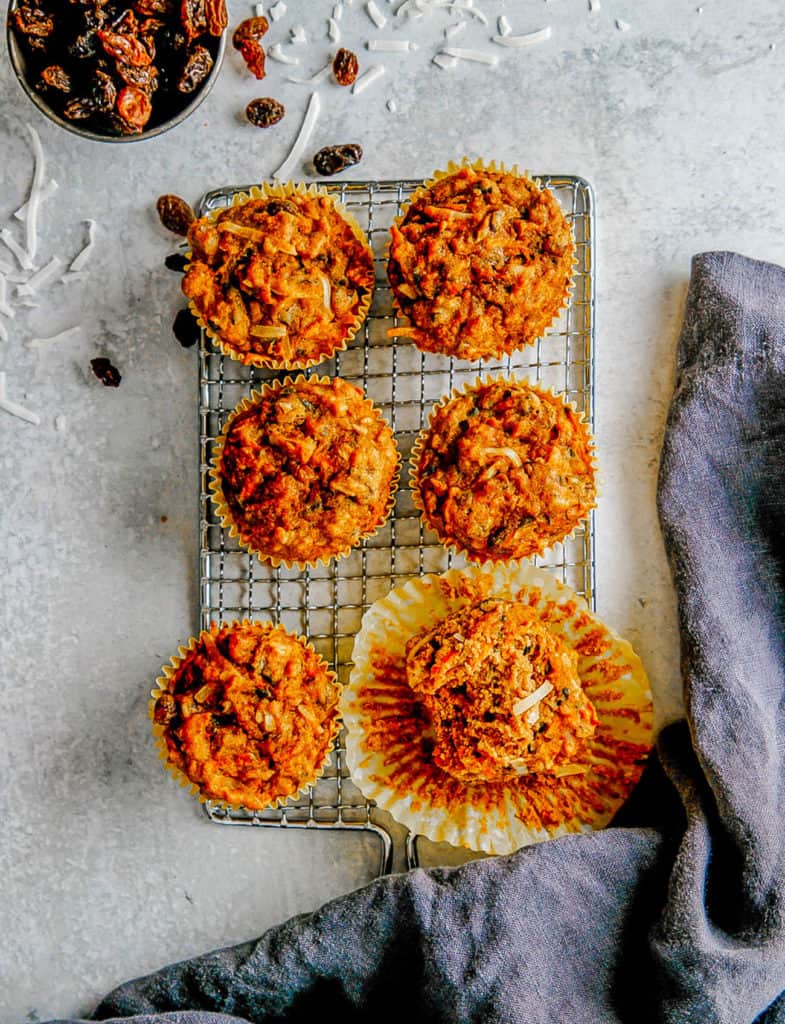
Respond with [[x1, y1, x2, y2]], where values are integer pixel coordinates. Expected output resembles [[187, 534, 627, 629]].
[[441, 46, 498, 65], [1, 229, 34, 270], [60, 271, 90, 286], [274, 91, 321, 180], [268, 42, 300, 64], [498, 14, 511, 36], [0, 372, 39, 425], [16, 256, 62, 296], [0, 321, 7, 343], [28, 325, 82, 349], [269, 1, 286, 19], [333, 1, 344, 18], [616, 18, 630, 31], [288, 62, 332, 84], [367, 38, 417, 51], [492, 26, 552, 47], [352, 63, 386, 93], [70, 219, 96, 273], [14, 179, 58, 222], [445, 21, 465, 38], [0, 274, 15, 319], [588, 0, 600, 10], [433, 52, 458, 68], [366, 0, 386, 27], [290, 24, 307, 43], [513, 682, 554, 717], [55, 414, 67, 431], [328, 15, 341, 41], [24, 124, 45, 266], [387, 97, 398, 111]]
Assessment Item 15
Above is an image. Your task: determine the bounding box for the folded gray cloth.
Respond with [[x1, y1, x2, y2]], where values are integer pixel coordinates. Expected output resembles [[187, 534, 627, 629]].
[[50, 251, 785, 1024]]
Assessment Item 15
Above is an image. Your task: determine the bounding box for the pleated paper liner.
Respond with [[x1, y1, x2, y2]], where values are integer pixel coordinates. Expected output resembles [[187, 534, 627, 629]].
[[151, 619, 341, 812], [183, 181, 374, 371], [209, 375, 401, 571], [409, 374, 598, 565], [385, 158, 577, 363], [343, 563, 653, 856]]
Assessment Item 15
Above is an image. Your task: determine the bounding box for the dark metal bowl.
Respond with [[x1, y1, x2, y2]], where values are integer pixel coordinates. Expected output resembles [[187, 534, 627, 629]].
[[6, 0, 226, 144]]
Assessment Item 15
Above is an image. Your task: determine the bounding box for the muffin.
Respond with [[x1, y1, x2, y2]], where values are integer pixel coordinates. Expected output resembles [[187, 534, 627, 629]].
[[387, 162, 574, 362], [412, 378, 596, 562], [151, 620, 340, 810], [182, 183, 375, 369], [342, 563, 653, 855], [406, 599, 598, 783], [210, 376, 400, 567]]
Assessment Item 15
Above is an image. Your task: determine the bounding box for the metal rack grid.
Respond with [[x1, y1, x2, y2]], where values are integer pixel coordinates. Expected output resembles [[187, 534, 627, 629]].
[[197, 176, 596, 876]]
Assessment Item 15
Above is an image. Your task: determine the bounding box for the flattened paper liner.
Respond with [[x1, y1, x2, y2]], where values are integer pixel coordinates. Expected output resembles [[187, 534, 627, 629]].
[[209, 375, 401, 570], [343, 564, 652, 855], [386, 158, 576, 362], [151, 619, 341, 812], [185, 181, 374, 370], [409, 374, 598, 565]]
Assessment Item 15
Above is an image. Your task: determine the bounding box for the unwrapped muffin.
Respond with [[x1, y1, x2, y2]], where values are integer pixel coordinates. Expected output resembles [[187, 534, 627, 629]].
[[388, 161, 574, 362], [151, 620, 340, 810], [406, 598, 598, 783], [210, 375, 400, 567], [183, 183, 374, 369], [411, 378, 596, 562]]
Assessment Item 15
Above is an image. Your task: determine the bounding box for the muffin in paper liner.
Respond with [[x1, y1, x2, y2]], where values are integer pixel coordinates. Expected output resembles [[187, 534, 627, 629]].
[[209, 374, 401, 570], [386, 159, 576, 363], [151, 619, 341, 811], [410, 375, 598, 565], [342, 563, 653, 855], [182, 181, 375, 370]]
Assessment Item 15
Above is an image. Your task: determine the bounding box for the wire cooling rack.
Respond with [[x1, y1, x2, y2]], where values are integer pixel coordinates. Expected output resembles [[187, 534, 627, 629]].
[[197, 176, 596, 876]]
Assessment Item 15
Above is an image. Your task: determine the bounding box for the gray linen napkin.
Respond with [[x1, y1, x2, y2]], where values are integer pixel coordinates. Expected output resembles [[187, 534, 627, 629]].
[[49, 251, 785, 1024]]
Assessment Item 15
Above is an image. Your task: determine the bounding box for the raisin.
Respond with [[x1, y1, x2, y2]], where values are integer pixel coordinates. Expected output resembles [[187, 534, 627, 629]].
[[181, 0, 207, 40], [204, 0, 227, 36], [116, 61, 159, 92], [98, 28, 154, 66], [12, 4, 54, 43], [90, 358, 122, 387], [232, 16, 268, 79], [165, 252, 189, 272], [91, 69, 118, 113], [40, 65, 72, 93], [156, 194, 196, 235], [332, 48, 358, 86], [173, 308, 201, 348], [134, 0, 174, 14], [117, 85, 153, 131], [63, 97, 95, 120], [177, 43, 213, 92], [245, 97, 284, 128], [313, 143, 363, 177]]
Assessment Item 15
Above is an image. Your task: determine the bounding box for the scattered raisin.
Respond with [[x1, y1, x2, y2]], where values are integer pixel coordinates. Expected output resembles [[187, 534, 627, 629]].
[[117, 85, 153, 131], [116, 61, 159, 92], [97, 28, 155, 67], [332, 48, 358, 86], [232, 16, 268, 79], [173, 307, 201, 348], [245, 96, 284, 128], [165, 252, 189, 272], [135, 0, 174, 15], [177, 44, 213, 92], [157, 194, 196, 235], [90, 358, 122, 388], [12, 4, 54, 47], [91, 70, 118, 113], [40, 65, 72, 93], [313, 143, 363, 177], [63, 97, 95, 121]]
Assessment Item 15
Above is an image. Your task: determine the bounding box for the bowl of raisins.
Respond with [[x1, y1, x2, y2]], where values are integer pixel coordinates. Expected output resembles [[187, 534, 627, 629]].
[[7, 0, 227, 142]]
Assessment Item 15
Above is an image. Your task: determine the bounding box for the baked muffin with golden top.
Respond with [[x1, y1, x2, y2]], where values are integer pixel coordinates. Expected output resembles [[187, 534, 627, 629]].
[[405, 598, 598, 783], [152, 620, 340, 810], [183, 184, 374, 369], [412, 378, 596, 562], [388, 163, 574, 361], [210, 376, 399, 567]]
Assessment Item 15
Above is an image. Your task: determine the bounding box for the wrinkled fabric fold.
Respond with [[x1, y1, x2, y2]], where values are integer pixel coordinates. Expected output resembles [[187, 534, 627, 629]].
[[45, 251, 785, 1024]]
